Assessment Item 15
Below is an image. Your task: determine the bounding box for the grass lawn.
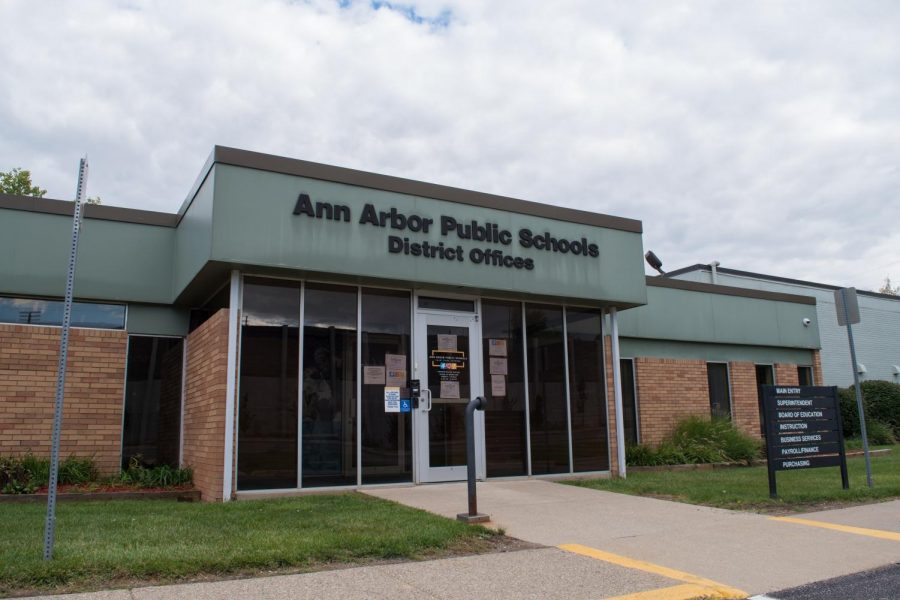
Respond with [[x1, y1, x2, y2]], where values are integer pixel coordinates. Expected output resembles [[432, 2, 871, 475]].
[[0, 493, 502, 596], [567, 448, 899, 513]]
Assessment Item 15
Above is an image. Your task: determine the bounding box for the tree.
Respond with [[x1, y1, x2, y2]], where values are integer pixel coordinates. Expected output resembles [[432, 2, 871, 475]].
[[86, 196, 102, 205], [0, 168, 46, 197], [878, 276, 899, 295]]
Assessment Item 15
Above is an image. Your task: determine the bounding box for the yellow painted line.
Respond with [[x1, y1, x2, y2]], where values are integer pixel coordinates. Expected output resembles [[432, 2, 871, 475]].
[[606, 583, 724, 600], [559, 543, 747, 599], [771, 516, 900, 542]]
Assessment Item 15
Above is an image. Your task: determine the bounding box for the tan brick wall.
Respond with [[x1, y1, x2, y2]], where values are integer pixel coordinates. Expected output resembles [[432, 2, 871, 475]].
[[729, 362, 762, 438], [775, 363, 800, 386], [182, 309, 230, 501], [604, 336, 619, 477], [634, 357, 709, 445], [0, 324, 127, 474], [813, 351, 824, 385]]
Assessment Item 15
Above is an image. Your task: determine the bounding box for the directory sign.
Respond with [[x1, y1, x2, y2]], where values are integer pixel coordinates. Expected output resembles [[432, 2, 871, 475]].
[[762, 386, 848, 498]]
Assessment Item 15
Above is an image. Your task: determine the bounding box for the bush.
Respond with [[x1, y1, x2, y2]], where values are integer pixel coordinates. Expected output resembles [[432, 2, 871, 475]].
[[839, 380, 900, 438], [626, 416, 762, 466], [117, 456, 193, 487], [0, 457, 36, 494], [864, 420, 896, 446]]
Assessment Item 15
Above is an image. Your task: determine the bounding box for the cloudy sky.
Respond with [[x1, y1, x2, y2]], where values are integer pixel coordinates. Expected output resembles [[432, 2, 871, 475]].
[[2, 1, 898, 290]]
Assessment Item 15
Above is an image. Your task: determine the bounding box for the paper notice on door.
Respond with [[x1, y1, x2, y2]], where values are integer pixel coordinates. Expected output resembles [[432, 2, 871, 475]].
[[489, 357, 508, 375], [386, 368, 407, 387], [363, 366, 386, 385], [384, 387, 401, 412], [491, 375, 506, 397], [440, 380, 460, 399], [385, 354, 406, 370], [437, 334, 457, 351], [488, 339, 507, 357]]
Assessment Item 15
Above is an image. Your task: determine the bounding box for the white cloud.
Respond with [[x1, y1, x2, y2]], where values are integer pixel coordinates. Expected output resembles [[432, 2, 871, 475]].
[[1, 0, 899, 289]]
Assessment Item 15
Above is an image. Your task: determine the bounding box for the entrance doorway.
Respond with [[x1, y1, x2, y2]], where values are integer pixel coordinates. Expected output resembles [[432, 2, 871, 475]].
[[414, 300, 485, 483]]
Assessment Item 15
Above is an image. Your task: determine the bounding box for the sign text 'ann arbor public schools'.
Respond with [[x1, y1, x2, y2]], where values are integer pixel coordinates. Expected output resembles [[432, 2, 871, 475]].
[[292, 194, 600, 271]]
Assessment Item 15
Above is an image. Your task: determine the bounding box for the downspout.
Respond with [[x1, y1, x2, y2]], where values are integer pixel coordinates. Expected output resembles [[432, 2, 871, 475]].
[[710, 261, 720, 285]]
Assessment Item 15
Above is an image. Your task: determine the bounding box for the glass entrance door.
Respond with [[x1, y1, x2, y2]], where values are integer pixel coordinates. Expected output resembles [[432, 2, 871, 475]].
[[414, 310, 484, 483]]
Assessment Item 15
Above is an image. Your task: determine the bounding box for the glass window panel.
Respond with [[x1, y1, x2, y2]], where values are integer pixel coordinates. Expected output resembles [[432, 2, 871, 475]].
[[526, 304, 569, 475], [481, 300, 527, 477], [302, 283, 358, 487], [707, 363, 731, 419], [620, 359, 638, 446], [121, 336, 184, 468], [755, 365, 774, 434], [797, 366, 813, 386], [0, 297, 125, 329], [426, 324, 471, 467], [567, 308, 609, 472], [361, 288, 412, 484], [237, 279, 300, 490], [417, 296, 475, 312]]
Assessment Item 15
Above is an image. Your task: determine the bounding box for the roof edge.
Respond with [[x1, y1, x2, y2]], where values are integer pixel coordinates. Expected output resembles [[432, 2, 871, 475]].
[[647, 275, 817, 305], [0, 193, 178, 227], [210, 146, 644, 233], [665, 264, 900, 301]]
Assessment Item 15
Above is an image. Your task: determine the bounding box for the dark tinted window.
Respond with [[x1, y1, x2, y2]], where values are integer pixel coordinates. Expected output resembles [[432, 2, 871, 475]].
[[755, 365, 774, 434], [122, 336, 184, 468], [526, 304, 569, 475], [237, 279, 300, 490], [361, 288, 411, 484], [482, 300, 527, 477], [621, 359, 638, 446], [302, 283, 358, 488], [707, 363, 731, 419], [0, 297, 124, 329], [797, 366, 813, 386], [417, 296, 475, 312], [566, 308, 608, 472]]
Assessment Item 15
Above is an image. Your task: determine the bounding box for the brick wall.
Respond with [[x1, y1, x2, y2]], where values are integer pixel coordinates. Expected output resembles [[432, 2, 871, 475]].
[[775, 363, 800, 386], [0, 324, 127, 474], [729, 362, 761, 437], [634, 358, 709, 446], [604, 336, 619, 477], [182, 309, 230, 501], [813, 351, 824, 385]]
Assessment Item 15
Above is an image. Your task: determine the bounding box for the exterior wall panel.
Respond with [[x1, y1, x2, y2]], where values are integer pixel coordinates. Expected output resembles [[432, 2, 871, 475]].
[[0, 324, 127, 473]]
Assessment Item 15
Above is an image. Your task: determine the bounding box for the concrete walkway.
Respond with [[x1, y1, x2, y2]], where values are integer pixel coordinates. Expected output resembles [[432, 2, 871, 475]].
[[366, 480, 900, 596]]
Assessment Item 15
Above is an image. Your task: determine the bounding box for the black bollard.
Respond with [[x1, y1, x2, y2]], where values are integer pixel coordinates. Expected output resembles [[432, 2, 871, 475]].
[[457, 396, 489, 524]]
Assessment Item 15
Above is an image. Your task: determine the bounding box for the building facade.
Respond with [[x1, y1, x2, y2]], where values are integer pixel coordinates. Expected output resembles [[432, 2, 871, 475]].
[[666, 264, 900, 387], [0, 148, 821, 500]]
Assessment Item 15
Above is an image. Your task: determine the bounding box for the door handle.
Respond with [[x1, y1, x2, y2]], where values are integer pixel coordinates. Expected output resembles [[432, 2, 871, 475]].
[[421, 389, 433, 412]]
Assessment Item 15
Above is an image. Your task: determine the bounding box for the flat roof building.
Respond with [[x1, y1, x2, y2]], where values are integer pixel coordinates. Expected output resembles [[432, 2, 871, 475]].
[[0, 147, 821, 500]]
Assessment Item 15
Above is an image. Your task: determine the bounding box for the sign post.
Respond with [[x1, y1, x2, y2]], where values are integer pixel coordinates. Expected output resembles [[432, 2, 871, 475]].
[[835, 287, 873, 488], [43, 157, 89, 560], [763, 386, 848, 498]]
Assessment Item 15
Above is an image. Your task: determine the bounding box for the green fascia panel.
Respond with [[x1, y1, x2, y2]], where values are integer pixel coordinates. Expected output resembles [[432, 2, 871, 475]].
[[207, 165, 647, 306], [127, 304, 189, 336], [173, 171, 215, 297], [619, 338, 816, 365], [616, 285, 820, 349], [0, 208, 174, 304]]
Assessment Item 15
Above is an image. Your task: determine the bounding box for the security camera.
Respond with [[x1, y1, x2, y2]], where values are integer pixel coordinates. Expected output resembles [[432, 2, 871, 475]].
[[802, 318, 811, 326]]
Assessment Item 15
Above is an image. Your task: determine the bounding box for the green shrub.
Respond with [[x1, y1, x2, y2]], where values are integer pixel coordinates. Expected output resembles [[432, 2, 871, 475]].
[[839, 380, 900, 438], [58, 456, 99, 484], [117, 456, 193, 487], [0, 457, 37, 494], [625, 416, 762, 467], [864, 420, 896, 445]]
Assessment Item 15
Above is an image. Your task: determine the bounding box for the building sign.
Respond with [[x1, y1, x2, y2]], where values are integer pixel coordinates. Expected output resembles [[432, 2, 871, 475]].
[[762, 386, 848, 498], [293, 194, 599, 272]]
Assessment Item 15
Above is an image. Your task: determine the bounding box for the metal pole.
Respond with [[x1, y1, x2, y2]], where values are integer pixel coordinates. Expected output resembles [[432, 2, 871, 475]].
[[609, 308, 626, 478], [457, 396, 488, 523], [841, 290, 872, 487], [43, 157, 89, 560]]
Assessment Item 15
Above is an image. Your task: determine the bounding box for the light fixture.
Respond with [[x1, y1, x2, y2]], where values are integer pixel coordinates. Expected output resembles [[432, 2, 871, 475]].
[[645, 251, 665, 275]]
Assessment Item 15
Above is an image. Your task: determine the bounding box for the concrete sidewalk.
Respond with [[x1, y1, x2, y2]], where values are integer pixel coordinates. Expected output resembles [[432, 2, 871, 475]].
[[25, 548, 677, 600], [366, 480, 900, 596]]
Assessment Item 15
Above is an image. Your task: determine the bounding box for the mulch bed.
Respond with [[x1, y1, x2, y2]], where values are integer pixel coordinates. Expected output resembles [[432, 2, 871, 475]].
[[0, 484, 199, 503]]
